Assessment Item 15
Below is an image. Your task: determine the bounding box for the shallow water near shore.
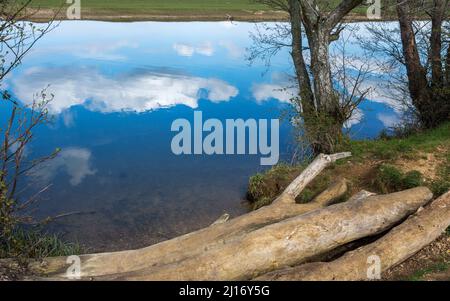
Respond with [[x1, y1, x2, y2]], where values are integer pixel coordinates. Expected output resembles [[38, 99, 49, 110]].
[[2, 21, 400, 252]]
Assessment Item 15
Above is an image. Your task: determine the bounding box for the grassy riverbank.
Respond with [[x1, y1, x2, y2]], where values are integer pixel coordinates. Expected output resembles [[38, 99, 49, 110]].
[[0, 229, 83, 280], [247, 121, 450, 280], [27, 0, 371, 22], [249, 122, 450, 207]]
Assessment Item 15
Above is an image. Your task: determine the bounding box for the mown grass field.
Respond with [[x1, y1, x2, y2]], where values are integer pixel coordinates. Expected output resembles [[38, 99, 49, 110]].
[[27, 0, 369, 21], [30, 0, 269, 12]]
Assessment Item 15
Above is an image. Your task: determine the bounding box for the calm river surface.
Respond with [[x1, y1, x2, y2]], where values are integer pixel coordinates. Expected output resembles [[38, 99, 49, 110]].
[[3, 21, 400, 251]]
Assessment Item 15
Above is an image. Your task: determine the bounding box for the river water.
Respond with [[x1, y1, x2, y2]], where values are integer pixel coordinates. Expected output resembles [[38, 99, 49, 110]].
[[2, 21, 401, 251]]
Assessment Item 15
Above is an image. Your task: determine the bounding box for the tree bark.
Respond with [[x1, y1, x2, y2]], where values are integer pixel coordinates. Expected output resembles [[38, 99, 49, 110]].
[[446, 42, 450, 85], [396, 0, 433, 127], [296, 0, 363, 153], [288, 0, 315, 113], [301, 21, 343, 154], [299, 0, 363, 113], [430, 0, 448, 88], [309, 29, 337, 113], [257, 191, 450, 281]]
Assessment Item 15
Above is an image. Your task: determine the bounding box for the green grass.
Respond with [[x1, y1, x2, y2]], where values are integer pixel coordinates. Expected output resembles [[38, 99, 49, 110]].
[[355, 122, 450, 195], [29, 0, 269, 12], [373, 164, 424, 194], [29, 0, 443, 20], [408, 262, 450, 281], [247, 122, 450, 210], [350, 122, 450, 161], [247, 164, 303, 209], [28, 0, 368, 16], [1, 228, 83, 260]]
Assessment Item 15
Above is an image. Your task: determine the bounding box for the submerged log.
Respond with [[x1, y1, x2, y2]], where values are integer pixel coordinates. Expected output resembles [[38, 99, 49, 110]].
[[257, 190, 450, 281], [32, 153, 352, 278], [97, 187, 432, 280]]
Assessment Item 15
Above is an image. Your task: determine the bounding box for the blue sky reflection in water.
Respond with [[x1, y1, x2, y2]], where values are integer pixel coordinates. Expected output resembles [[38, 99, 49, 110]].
[[2, 21, 401, 251]]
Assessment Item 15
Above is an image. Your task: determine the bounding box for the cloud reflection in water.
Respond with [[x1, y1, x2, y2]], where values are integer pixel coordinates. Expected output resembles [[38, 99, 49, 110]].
[[12, 66, 239, 114], [32, 147, 96, 186]]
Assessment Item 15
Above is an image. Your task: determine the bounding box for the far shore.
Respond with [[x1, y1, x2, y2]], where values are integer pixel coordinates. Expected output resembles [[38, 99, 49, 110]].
[[26, 8, 403, 23]]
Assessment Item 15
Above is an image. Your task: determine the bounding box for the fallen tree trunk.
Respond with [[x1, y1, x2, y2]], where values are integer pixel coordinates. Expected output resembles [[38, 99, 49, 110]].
[[96, 187, 433, 280], [32, 153, 351, 278], [257, 190, 450, 281]]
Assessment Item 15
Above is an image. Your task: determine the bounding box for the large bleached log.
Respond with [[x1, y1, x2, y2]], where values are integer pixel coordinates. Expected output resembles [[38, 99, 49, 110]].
[[32, 153, 351, 278], [97, 187, 432, 280], [257, 190, 450, 281]]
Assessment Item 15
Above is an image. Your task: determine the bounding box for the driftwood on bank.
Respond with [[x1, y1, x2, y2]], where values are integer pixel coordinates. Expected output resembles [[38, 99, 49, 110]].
[[32, 153, 352, 278], [26, 152, 442, 281], [257, 191, 450, 281], [97, 187, 432, 280], [34, 187, 432, 280]]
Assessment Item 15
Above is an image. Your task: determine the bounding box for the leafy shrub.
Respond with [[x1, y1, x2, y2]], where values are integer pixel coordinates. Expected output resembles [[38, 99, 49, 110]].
[[374, 164, 423, 193], [374, 164, 404, 193], [296, 188, 316, 204], [247, 164, 303, 210], [402, 171, 424, 189], [430, 180, 450, 197], [247, 163, 336, 209]]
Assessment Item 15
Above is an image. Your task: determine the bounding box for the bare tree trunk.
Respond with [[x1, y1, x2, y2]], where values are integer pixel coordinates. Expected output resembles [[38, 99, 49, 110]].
[[430, 0, 447, 88], [257, 191, 450, 281], [301, 0, 364, 113], [296, 0, 363, 153], [397, 0, 433, 127], [309, 30, 337, 113], [303, 28, 344, 154], [288, 0, 314, 112], [446, 42, 450, 85]]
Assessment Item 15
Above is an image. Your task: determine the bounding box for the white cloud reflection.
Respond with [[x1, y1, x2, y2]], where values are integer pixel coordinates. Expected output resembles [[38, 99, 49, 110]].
[[76, 40, 139, 61], [345, 109, 364, 128], [251, 83, 297, 103], [377, 113, 399, 128], [29, 40, 139, 62], [61, 110, 75, 127], [173, 42, 214, 57], [11, 66, 239, 114], [32, 147, 96, 186], [219, 41, 244, 59], [358, 79, 405, 113]]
